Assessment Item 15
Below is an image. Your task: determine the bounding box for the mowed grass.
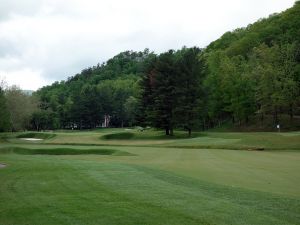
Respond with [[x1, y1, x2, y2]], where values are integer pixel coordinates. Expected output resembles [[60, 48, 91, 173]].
[[9, 129, 299, 150], [0, 129, 300, 225], [0, 147, 133, 156]]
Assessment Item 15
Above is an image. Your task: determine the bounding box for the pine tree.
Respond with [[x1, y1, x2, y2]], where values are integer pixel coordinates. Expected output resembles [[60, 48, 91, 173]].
[[174, 47, 204, 136]]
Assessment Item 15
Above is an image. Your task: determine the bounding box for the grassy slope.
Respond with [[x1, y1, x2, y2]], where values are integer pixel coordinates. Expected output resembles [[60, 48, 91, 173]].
[[0, 130, 300, 225], [13, 129, 299, 150]]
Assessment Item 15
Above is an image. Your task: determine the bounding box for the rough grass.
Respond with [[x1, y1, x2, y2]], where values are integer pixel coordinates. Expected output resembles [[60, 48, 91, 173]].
[[17, 132, 56, 139], [101, 130, 202, 140], [0, 147, 133, 156], [101, 132, 135, 140]]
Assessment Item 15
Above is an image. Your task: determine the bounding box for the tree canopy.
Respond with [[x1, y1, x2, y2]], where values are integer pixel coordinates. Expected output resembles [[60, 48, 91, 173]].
[[1, 2, 299, 133]]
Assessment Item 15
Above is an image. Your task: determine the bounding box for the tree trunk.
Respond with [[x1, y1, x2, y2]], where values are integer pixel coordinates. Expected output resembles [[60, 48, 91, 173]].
[[273, 108, 278, 125], [260, 113, 264, 125], [202, 118, 206, 131], [165, 128, 170, 135], [188, 128, 191, 137], [170, 128, 174, 136], [289, 104, 293, 121], [210, 120, 214, 129]]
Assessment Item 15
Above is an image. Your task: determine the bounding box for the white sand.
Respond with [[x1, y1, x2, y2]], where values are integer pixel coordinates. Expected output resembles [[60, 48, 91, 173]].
[[21, 138, 43, 141], [0, 164, 6, 168]]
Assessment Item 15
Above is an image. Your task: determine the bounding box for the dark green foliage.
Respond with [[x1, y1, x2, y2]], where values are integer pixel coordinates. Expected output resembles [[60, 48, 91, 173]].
[[250, 42, 300, 123], [135, 53, 157, 126], [74, 84, 102, 128], [139, 48, 205, 135], [174, 47, 205, 135], [148, 50, 179, 135], [101, 130, 201, 140], [203, 2, 300, 128], [17, 132, 56, 139], [207, 2, 300, 54], [31, 110, 57, 131], [124, 96, 139, 126], [0, 147, 126, 155], [4, 86, 38, 131], [101, 132, 135, 140], [0, 87, 11, 132], [35, 50, 149, 129]]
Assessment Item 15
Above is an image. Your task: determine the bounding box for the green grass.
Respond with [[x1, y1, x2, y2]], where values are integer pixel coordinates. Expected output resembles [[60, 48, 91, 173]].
[[0, 147, 133, 156], [161, 131, 300, 150], [0, 129, 300, 225], [5, 130, 300, 151], [101, 130, 201, 140], [16, 132, 56, 139], [101, 132, 135, 140]]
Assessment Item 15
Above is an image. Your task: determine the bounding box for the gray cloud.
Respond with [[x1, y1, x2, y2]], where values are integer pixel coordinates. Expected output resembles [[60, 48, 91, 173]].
[[0, 0, 44, 21]]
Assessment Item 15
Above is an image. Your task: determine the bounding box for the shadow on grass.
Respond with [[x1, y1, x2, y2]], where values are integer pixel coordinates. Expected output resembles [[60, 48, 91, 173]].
[[101, 131, 205, 140], [0, 147, 135, 156], [17, 132, 56, 140]]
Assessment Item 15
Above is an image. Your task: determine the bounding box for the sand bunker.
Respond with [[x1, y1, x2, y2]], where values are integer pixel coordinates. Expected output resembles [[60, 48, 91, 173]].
[[0, 164, 6, 168], [21, 138, 43, 141]]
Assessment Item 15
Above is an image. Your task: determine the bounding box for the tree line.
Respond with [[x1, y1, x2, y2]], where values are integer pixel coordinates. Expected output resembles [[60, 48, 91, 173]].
[[0, 83, 38, 132], [0, 1, 299, 134]]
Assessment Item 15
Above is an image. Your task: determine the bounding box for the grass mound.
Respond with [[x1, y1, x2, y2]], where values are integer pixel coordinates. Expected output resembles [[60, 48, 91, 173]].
[[0, 147, 134, 156], [101, 131, 203, 140], [101, 132, 135, 140], [17, 132, 56, 140]]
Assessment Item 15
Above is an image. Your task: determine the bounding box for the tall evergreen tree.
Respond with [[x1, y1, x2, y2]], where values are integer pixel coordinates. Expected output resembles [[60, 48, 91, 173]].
[[140, 48, 205, 136], [151, 50, 178, 135], [174, 47, 204, 136]]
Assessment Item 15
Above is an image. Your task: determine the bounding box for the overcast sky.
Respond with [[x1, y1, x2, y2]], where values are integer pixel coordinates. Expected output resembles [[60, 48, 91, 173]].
[[0, 0, 296, 90]]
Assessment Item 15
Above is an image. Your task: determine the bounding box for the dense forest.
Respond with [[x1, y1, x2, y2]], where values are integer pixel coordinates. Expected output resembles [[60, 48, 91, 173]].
[[0, 1, 300, 134]]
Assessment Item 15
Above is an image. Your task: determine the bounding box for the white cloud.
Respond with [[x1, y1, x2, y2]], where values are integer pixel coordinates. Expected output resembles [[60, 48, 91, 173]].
[[0, 0, 296, 90], [0, 68, 52, 90]]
